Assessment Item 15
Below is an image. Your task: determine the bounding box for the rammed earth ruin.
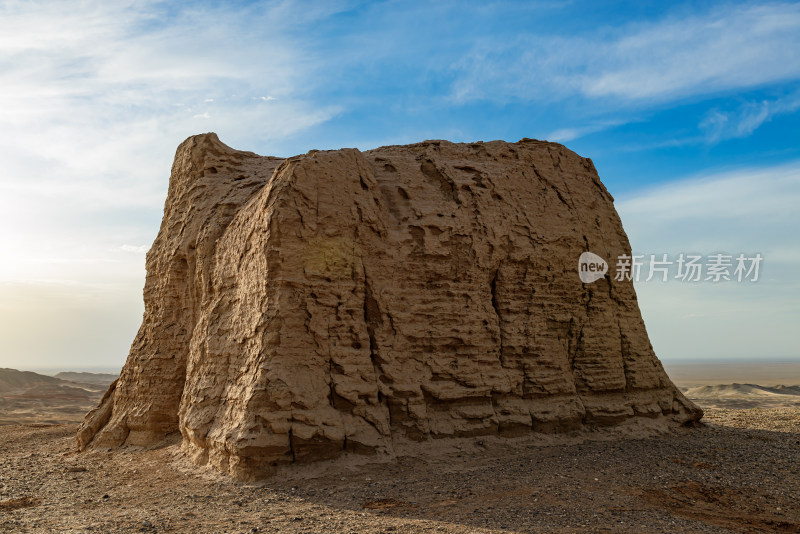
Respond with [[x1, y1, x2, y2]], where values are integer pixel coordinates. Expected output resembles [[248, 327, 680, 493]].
[[78, 133, 702, 478]]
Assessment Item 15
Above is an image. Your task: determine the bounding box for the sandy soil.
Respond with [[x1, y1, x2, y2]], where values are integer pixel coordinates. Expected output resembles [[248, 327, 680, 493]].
[[0, 395, 100, 426], [1, 404, 798, 533]]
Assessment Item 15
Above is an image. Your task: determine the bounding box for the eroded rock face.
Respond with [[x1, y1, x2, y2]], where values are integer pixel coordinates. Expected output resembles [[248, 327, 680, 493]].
[[78, 133, 702, 477]]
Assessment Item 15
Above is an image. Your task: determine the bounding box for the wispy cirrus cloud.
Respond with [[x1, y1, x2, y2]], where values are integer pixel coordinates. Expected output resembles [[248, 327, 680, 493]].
[[617, 161, 800, 231], [581, 4, 800, 100], [1, 0, 798, 370], [700, 91, 800, 143], [546, 118, 634, 143], [451, 3, 800, 104], [0, 0, 354, 369], [0, 0, 344, 283]]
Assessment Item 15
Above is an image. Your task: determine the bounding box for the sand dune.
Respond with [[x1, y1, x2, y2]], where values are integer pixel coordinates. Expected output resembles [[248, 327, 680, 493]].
[[682, 382, 800, 409], [664, 361, 800, 388], [685, 383, 800, 397]]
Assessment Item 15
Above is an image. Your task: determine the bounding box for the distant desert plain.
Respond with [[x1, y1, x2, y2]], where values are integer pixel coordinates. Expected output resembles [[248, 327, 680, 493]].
[[665, 360, 800, 409], [1, 361, 798, 533], [0, 368, 117, 425]]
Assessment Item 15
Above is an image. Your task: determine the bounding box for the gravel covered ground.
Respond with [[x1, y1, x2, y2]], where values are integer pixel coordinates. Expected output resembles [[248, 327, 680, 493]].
[[1, 407, 798, 533]]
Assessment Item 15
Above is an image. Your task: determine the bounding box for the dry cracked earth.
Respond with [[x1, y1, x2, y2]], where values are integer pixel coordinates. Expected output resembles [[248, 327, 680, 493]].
[[1, 407, 799, 533]]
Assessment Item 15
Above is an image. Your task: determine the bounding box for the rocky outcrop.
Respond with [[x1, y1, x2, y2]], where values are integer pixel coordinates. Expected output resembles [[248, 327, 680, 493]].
[[78, 133, 702, 478]]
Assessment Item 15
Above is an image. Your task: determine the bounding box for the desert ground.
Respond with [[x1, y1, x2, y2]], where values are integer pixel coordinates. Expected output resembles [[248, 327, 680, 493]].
[[1, 365, 799, 533]]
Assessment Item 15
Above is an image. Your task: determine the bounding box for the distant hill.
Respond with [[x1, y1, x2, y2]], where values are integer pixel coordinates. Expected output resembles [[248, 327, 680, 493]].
[[54, 372, 117, 387], [685, 383, 800, 398], [0, 368, 117, 399], [0, 368, 62, 394], [0, 368, 110, 425]]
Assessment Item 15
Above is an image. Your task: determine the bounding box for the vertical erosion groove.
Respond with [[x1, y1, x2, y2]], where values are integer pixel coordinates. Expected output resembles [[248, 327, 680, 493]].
[[490, 268, 504, 358], [363, 274, 384, 396]]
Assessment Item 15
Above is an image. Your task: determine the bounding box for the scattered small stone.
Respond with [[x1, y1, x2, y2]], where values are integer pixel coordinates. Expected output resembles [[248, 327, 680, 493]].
[[1, 406, 800, 532]]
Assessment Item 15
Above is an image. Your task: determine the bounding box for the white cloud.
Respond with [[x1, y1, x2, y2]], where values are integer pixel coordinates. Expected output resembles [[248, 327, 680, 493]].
[[0, 0, 343, 285], [582, 4, 800, 100], [546, 119, 632, 142], [452, 3, 800, 104], [615, 161, 800, 361], [617, 162, 800, 230], [0, 0, 345, 369], [547, 127, 593, 143], [700, 91, 800, 143], [1, 0, 797, 369]]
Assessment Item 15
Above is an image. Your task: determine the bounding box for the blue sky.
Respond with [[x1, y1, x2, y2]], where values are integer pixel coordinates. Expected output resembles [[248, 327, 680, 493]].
[[0, 0, 798, 370]]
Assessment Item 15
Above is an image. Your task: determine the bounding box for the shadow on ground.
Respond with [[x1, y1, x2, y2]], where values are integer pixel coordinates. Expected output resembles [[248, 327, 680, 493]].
[[1, 409, 798, 533]]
